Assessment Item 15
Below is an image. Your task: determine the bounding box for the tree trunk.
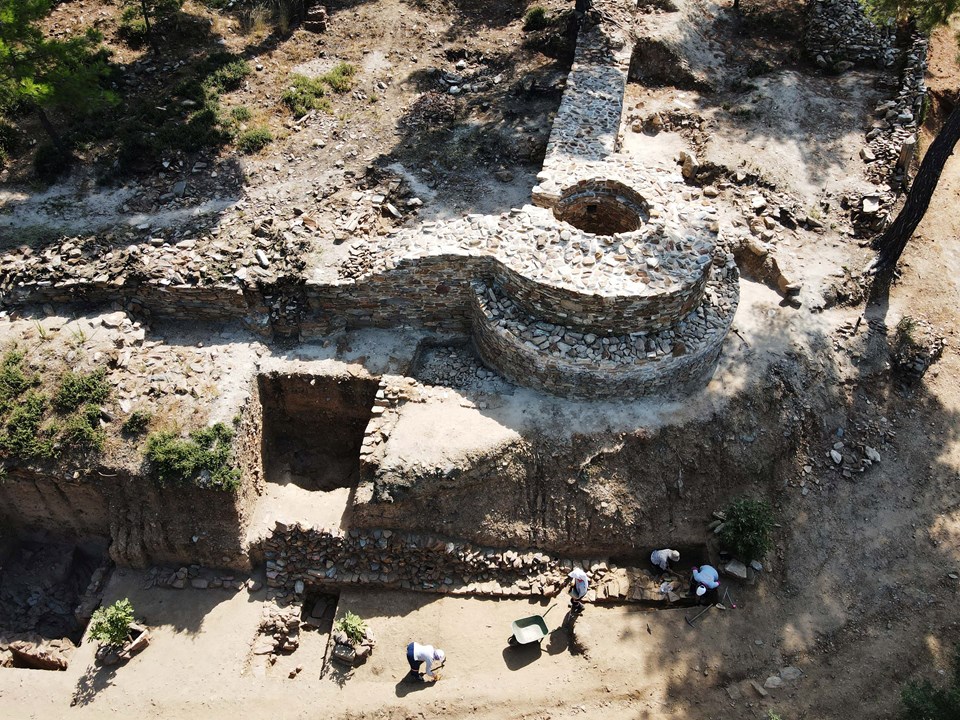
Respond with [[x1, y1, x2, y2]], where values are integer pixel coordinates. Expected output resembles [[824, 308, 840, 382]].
[[872, 102, 960, 273], [35, 106, 67, 155], [140, 0, 158, 55]]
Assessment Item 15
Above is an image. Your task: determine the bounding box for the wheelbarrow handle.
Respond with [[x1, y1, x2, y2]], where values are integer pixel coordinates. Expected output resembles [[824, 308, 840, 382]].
[[541, 603, 557, 619]]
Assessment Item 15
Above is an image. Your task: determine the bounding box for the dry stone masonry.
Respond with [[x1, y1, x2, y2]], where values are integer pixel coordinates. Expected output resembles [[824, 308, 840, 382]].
[[804, 0, 895, 70], [0, 0, 737, 400], [262, 521, 688, 608]]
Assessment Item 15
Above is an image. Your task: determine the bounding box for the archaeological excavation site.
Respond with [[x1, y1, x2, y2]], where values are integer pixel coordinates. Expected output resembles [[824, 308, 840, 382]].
[[1, 0, 959, 716]]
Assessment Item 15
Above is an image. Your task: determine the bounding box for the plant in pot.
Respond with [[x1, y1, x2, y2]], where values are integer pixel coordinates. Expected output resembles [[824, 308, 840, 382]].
[[331, 610, 376, 665], [88, 599, 150, 666]]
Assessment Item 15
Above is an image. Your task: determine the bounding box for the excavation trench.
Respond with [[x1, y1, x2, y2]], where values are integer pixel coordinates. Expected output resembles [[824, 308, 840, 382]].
[[0, 536, 110, 670]]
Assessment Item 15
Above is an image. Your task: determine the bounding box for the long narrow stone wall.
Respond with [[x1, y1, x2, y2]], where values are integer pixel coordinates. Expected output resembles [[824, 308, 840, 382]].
[[263, 521, 684, 607], [540, 5, 634, 169]]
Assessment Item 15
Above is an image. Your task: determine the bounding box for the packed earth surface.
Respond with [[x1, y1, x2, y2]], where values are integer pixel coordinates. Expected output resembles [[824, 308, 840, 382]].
[[1, 0, 959, 718]]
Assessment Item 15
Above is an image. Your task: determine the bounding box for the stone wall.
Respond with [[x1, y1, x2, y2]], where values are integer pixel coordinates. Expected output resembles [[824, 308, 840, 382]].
[[303, 254, 486, 336], [262, 521, 677, 607], [471, 263, 738, 400], [492, 255, 710, 336], [804, 0, 894, 70], [541, 9, 633, 169]]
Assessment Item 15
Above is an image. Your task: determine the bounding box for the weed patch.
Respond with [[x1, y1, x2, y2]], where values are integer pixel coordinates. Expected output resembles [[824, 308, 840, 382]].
[[54, 368, 110, 413], [230, 106, 253, 123], [122, 410, 152, 436], [0, 351, 110, 461], [236, 126, 273, 153], [282, 64, 356, 118], [523, 5, 549, 31], [718, 497, 774, 562], [145, 422, 241, 491]]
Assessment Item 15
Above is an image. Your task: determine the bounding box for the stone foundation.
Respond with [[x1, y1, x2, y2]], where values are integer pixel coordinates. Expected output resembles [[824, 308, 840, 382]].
[[263, 521, 685, 607]]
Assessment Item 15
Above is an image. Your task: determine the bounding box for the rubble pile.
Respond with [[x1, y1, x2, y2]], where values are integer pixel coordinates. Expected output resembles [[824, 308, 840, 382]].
[[804, 0, 894, 71]]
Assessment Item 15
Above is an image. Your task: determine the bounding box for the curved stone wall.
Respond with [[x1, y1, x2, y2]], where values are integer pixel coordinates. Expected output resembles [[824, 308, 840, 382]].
[[491, 255, 710, 336], [470, 262, 739, 400]]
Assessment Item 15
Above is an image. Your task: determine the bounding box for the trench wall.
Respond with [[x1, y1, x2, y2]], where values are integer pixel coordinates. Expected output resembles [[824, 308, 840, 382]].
[[0, 465, 254, 570], [350, 362, 814, 557], [0, 390, 262, 570]]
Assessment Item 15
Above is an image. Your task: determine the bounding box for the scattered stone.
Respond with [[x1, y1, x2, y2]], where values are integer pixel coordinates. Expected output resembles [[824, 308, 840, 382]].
[[780, 666, 802, 681], [763, 675, 784, 690], [723, 560, 748, 580]]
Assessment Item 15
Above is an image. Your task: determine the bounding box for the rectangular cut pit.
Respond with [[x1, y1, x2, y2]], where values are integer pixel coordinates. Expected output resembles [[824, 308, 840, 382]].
[[259, 373, 379, 492]]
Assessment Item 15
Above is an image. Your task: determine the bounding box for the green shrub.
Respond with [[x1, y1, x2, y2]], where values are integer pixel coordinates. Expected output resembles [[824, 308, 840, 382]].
[[281, 65, 355, 118], [204, 59, 252, 93], [236, 126, 273, 154], [230, 106, 252, 122], [0, 350, 39, 415], [901, 645, 960, 719], [54, 368, 110, 413], [61, 403, 106, 451], [34, 142, 74, 183], [718, 497, 773, 561], [334, 610, 367, 645], [523, 5, 549, 30], [122, 410, 152, 436], [89, 598, 135, 646], [117, 5, 150, 47], [319, 62, 356, 94], [0, 390, 59, 460], [0, 353, 110, 460], [145, 422, 241, 491]]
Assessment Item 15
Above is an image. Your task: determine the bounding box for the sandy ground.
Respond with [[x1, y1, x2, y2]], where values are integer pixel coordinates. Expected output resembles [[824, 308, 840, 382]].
[[0, 570, 663, 720]]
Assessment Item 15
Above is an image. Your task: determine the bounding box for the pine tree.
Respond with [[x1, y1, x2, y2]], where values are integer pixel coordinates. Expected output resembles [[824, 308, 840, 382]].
[[0, 0, 116, 154], [861, 0, 960, 274]]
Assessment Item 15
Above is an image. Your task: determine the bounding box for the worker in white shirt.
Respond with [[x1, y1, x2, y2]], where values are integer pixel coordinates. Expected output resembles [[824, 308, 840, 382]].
[[568, 568, 589, 616], [405, 641, 445, 681], [649, 548, 680, 576]]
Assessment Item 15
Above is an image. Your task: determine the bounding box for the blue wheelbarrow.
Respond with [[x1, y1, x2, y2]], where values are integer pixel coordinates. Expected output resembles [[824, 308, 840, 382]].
[[507, 604, 556, 646]]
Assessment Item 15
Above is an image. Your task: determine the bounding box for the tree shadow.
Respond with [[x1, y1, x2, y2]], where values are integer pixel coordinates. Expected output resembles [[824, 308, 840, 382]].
[[70, 662, 118, 707], [371, 41, 571, 219], [625, 0, 891, 198], [630, 281, 960, 717]]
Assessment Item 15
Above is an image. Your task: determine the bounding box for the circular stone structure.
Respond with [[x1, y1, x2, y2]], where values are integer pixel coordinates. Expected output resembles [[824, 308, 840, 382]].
[[552, 179, 649, 236]]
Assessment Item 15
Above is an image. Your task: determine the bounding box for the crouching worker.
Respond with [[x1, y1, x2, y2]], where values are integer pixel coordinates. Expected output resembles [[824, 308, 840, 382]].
[[649, 548, 680, 577], [568, 568, 589, 616], [406, 641, 445, 682], [689, 565, 720, 605]]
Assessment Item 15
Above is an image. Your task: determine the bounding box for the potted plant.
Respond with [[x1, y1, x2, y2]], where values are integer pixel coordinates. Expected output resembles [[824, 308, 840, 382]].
[[331, 610, 376, 665], [88, 599, 150, 666]]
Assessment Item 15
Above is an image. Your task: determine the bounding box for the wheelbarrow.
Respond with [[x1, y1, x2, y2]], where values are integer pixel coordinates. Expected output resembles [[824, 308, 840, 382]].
[[507, 604, 555, 646]]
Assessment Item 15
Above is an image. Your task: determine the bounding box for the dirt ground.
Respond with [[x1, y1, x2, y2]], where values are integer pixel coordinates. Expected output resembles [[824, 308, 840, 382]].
[[2, 1, 960, 719]]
